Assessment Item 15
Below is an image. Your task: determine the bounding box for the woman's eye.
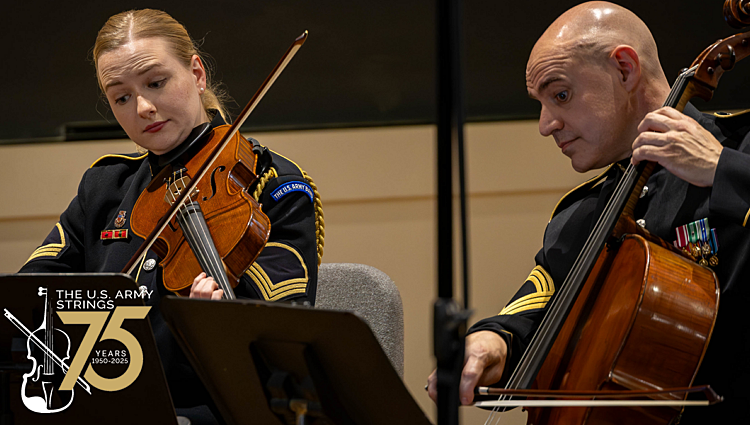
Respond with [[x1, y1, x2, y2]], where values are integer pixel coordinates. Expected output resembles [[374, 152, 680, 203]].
[[555, 91, 569, 102], [115, 94, 130, 105]]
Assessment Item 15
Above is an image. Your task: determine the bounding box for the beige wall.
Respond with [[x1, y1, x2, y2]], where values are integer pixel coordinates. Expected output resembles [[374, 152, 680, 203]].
[[0, 121, 594, 423]]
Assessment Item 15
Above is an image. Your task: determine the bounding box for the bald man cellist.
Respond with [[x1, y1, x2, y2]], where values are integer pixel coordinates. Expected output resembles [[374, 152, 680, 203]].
[[428, 2, 750, 422]]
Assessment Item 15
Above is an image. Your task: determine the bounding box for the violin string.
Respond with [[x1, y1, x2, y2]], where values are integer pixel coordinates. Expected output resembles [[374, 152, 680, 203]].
[[174, 169, 216, 293], [185, 186, 233, 299], [483, 70, 693, 423], [180, 172, 219, 284], [176, 168, 232, 299]]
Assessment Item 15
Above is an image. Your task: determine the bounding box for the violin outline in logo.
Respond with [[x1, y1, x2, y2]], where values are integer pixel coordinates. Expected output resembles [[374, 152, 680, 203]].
[[3, 286, 151, 414], [3, 287, 90, 413]]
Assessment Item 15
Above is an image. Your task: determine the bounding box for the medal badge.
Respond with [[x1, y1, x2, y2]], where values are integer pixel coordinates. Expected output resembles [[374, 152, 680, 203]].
[[673, 218, 718, 267], [102, 211, 130, 240], [114, 210, 127, 228]]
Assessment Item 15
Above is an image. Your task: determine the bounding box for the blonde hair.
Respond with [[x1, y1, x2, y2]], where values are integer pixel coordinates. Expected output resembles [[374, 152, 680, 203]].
[[93, 9, 230, 122]]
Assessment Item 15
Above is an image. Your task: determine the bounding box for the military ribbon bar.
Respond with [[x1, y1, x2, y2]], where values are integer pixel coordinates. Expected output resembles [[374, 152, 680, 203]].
[[101, 229, 128, 240], [675, 225, 690, 248]]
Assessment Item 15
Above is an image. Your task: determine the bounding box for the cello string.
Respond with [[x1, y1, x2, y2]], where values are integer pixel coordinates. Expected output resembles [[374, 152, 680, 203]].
[[483, 68, 694, 421], [506, 65, 689, 386], [514, 66, 692, 372], [484, 162, 639, 420]]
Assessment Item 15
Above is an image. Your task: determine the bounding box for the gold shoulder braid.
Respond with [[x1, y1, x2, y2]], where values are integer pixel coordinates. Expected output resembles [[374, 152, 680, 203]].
[[302, 170, 325, 267], [252, 167, 278, 201], [252, 167, 325, 267]]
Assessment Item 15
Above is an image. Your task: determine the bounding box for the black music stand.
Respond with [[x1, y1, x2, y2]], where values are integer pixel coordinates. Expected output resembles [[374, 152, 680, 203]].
[[160, 296, 433, 425], [0, 273, 178, 425]]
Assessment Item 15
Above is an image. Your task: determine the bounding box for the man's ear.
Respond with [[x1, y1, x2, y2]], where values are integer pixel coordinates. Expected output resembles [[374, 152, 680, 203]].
[[610, 45, 641, 92]]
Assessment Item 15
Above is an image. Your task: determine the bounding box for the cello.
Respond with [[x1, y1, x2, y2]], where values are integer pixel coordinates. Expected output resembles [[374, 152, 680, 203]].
[[477, 1, 750, 424]]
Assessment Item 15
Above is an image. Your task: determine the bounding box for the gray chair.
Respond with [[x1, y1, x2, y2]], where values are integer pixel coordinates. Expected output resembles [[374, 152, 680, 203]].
[[315, 263, 405, 378]]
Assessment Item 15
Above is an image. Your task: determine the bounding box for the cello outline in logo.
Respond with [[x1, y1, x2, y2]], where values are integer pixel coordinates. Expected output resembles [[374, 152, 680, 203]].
[[3, 286, 150, 414]]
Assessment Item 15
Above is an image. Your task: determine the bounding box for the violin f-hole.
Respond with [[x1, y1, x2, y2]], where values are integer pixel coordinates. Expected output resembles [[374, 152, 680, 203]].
[[203, 166, 226, 201]]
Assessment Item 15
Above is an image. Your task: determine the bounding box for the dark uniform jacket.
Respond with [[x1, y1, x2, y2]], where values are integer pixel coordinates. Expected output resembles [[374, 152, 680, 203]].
[[18, 113, 322, 422], [469, 104, 750, 421]]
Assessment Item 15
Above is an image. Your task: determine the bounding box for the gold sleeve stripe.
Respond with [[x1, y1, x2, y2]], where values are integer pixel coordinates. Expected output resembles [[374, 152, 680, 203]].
[[528, 274, 543, 292], [530, 266, 554, 292], [743, 208, 750, 227], [244, 242, 309, 301], [498, 265, 555, 316], [246, 265, 307, 301], [503, 301, 553, 315], [89, 153, 148, 168], [25, 223, 66, 263], [499, 293, 554, 315]]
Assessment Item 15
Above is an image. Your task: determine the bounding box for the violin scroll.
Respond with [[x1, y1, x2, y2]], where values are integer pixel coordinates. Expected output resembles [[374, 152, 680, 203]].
[[724, 0, 750, 28]]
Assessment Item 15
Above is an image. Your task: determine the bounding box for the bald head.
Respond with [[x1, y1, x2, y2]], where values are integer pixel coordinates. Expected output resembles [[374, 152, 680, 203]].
[[528, 1, 666, 85], [525, 2, 673, 172]]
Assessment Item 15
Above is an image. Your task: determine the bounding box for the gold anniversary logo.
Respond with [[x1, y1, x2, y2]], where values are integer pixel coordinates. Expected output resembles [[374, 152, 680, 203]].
[[3, 286, 151, 414]]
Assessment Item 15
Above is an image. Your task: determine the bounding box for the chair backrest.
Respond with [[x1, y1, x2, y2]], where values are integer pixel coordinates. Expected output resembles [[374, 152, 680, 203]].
[[315, 263, 404, 377]]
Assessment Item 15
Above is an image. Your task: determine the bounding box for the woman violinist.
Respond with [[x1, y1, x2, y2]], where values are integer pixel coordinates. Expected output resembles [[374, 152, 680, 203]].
[[19, 9, 323, 423]]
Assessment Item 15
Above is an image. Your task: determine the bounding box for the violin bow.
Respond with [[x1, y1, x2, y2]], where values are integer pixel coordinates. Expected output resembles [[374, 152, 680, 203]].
[[122, 31, 308, 277]]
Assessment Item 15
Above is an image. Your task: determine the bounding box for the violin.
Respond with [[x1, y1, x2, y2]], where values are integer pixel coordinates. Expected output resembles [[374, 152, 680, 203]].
[[21, 287, 74, 413], [477, 2, 750, 423], [123, 32, 308, 298]]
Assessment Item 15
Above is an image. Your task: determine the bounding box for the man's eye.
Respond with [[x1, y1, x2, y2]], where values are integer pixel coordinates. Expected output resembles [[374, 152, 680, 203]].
[[149, 79, 166, 89], [555, 91, 569, 102]]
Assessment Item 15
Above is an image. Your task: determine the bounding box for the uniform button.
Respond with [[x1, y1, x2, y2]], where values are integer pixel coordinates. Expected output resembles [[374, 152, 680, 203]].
[[636, 219, 646, 228], [143, 259, 156, 271], [640, 185, 649, 198]]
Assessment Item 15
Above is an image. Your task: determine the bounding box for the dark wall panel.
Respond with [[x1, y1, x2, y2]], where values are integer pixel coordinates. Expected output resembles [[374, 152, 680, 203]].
[[2, 0, 746, 142]]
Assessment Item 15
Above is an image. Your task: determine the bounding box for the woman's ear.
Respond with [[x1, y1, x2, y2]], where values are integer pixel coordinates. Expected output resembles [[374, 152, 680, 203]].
[[191, 55, 207, 92]]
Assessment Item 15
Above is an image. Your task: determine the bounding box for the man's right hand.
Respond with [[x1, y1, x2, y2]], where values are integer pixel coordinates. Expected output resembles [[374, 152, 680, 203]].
[[427, 330, 508, 405]]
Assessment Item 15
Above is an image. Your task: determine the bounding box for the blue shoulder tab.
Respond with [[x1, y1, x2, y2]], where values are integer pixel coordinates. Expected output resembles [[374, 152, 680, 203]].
[[271, 181, 314, 203]]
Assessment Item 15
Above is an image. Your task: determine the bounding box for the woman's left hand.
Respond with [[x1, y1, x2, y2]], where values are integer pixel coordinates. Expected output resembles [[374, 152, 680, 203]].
[[189, 272, 224, 299]]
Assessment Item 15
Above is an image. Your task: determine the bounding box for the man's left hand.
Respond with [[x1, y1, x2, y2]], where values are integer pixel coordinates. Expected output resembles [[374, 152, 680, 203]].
[[632, 106, 723, 187]]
